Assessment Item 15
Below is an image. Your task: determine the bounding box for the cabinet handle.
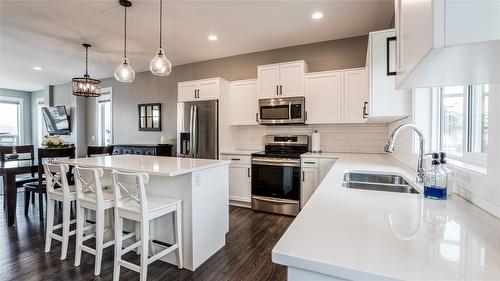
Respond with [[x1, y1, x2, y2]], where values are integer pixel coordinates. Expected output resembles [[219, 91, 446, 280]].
[[231, 158, 241, 161], [247, 167, 251, 177], [304, 161, 316, 164], [305, 111, 308, 121], [302, 171, 305, 182], [194, 89, 197, 99], [279, 85, 283, 95], [276, 85, 279, 96], [363, 102, 369, 118], [255, 112, 259, 123], [197, 89, 200, 98]]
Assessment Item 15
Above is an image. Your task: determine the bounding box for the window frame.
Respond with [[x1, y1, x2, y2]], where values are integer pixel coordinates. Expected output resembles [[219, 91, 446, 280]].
[[435, 85, 487, 166], [0, 96, 24, 145], [96, 87, 113, 146]]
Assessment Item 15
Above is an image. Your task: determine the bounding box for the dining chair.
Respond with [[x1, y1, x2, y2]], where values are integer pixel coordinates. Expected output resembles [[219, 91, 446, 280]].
[[112, 170, 183, 281], [23, 146, 76, 219], [0, 145, 37, 208], [73, 165, 115, 276]]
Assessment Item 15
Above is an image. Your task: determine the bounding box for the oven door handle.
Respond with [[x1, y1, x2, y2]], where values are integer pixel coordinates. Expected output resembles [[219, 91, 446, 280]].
[[252, 158, 300, 167], [252, 195, 298, 204]]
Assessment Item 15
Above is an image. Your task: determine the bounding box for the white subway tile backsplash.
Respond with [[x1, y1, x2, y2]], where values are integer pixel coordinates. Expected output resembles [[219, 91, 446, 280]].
[[235, 124, 389, 153]]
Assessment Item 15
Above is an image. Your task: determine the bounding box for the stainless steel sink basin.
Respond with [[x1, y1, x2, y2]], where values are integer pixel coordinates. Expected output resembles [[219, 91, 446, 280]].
[[342, 172, 420, 194]]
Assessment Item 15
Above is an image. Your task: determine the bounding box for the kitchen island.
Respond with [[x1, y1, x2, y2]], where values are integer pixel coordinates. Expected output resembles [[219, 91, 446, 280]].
[[57, 154, 230, 271], [272, 153, 500, 280]]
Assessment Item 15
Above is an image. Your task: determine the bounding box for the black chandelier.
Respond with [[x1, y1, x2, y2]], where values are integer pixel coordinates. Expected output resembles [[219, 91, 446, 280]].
[[72, 43, 101, 97]]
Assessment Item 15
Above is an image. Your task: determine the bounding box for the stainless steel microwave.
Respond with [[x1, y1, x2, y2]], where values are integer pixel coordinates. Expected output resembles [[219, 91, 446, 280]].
[[258, 97, 305, 125]]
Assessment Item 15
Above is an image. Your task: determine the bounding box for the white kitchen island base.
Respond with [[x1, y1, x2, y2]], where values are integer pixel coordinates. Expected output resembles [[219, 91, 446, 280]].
[[58, 155, 230, 271]]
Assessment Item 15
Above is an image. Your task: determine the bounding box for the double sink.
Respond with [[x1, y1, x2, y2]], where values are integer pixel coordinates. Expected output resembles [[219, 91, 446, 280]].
[[342, 172, 420, 194]]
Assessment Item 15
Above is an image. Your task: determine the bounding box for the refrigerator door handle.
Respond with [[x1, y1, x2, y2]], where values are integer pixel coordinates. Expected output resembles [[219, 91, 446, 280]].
[[193, 104, 198, 158], [189, 105, 194, 157]]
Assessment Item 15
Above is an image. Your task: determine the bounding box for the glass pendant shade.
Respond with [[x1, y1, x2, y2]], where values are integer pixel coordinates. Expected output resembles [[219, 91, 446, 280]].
[[114, 58, 135, 82], [72, 43, 101, 97], [150, 48, 172, 76]]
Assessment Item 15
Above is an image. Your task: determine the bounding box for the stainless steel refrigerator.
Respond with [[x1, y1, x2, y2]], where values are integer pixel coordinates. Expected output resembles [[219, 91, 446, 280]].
[[177, 100, 219, 159]]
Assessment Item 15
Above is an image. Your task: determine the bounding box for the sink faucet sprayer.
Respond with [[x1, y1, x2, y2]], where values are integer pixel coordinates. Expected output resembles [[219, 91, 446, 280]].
[[384, 123, 426, 183]]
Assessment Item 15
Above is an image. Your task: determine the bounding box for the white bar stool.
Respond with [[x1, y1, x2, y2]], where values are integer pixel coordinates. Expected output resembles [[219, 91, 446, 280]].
[[73, 166, 115, 276], [44, 163, 76, 260], [111, 170, 183, 281]]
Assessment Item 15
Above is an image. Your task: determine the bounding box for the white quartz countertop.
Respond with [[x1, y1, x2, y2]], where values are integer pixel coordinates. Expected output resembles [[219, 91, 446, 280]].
[[272, 153, 500, 280], [301, 152, 339, 159], [56, 154, 230, 177], [220, 150, 259, 156]]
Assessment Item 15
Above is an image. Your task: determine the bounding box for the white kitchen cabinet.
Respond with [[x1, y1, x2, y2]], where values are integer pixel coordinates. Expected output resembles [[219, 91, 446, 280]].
[[301, 156, 336, 208], [304, 71, 343, 124], [178, 81, 197, 102], [258, 60, 307, 98], [395, 0, 500, 88], [178, 77, 227, 102], [301, 167, 318, 209], [343, 68, 368, 124], [366, 29, 410, 122], [221, 154, 252, 207], [229, 79, 258, 125]]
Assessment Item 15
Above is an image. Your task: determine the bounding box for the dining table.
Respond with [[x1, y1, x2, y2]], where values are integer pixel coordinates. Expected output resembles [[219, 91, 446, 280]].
[[1, 159, 38, 226]]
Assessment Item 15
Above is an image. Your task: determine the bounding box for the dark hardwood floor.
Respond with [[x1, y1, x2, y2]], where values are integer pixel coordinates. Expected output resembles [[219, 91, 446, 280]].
[[1, 193, 294, 281]]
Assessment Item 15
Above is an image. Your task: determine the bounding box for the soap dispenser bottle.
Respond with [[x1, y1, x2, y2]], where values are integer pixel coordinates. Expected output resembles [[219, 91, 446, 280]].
[[424, 156, 447, 200], [439, 152, 454, 198]]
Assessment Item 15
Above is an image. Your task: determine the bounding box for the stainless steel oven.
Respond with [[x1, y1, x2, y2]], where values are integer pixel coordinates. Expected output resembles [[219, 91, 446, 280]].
[[251, 135, 308, 216], [258, 97, 305, 125]]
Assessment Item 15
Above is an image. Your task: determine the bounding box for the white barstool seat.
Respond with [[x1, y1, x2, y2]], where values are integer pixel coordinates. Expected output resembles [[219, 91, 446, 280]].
[[73, 166, 115, 276], [44, 163, 76, 260], [112, 170, 183, 281]]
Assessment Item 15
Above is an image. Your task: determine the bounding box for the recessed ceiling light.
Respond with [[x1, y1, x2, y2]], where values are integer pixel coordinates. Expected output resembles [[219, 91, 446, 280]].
[[208, 35, 218, 41], [33, 66, 43, 71], [312, 12, 323, 20]]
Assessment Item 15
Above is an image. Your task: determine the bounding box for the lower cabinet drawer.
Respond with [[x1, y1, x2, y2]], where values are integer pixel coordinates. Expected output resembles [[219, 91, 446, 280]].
[[302, 158, 319, 168], [221, 154, 251, 165]]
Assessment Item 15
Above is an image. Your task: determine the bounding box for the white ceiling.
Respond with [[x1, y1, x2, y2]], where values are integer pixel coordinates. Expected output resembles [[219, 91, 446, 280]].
[[0, 0, 394, 92]]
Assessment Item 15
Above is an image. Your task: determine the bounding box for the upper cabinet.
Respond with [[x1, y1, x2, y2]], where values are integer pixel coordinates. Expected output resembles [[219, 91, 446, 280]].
[[229, 79, 258, 125], [304, 68, 368, 124], [304, 71, 343, 124], [366, 29, 410, 122], [178, 77, 227, 102], [258, 60, 307, 98], [395, 0, 500, 88], [343, 68, 369, 124]]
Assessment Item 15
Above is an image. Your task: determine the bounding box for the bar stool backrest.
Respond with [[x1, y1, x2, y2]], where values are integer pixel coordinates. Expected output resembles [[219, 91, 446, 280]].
[[111, 170, 149, 216], [44, 163, 71, 197], [73, 166, 105, 205]]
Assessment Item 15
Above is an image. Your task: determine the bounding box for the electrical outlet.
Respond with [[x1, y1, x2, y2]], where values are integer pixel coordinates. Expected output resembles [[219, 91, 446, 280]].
[[194, 174, 200, 186]]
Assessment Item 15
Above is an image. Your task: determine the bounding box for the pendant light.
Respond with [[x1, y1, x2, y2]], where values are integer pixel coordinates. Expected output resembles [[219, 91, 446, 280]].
[[114, 0, 135, 83], [150, 0, 172, 76], [72, 43, 101, 97]]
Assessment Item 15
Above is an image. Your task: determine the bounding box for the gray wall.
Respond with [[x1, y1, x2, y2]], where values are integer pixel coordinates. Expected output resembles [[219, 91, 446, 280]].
[[0, 88, 32, 144], [50, 83, 87, 156], [87, 35, 369, 146]]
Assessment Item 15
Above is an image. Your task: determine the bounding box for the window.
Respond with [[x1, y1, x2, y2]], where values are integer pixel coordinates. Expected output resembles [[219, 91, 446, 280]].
[[440, 86, 465, 156], [96, 87, 113, 146], [0, 97, 23, 145], [433, 84, 489, 165], [36, 97, 46, 149]]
